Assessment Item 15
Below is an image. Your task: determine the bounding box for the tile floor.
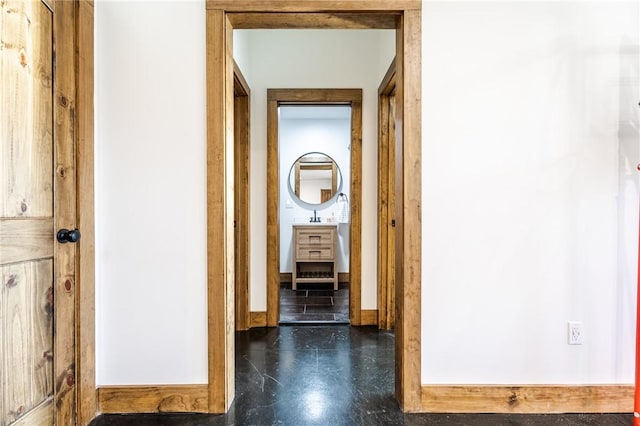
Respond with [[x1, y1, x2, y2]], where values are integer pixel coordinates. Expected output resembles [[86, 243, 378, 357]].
[[91, 326, 630, 426], [279, 282, 349, 324]]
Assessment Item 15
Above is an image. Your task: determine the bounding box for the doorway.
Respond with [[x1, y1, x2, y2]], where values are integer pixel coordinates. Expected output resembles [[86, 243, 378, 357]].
[[205, 1, 422, 413], [266, 90, 363, 326], [268, 94, 362, 325]]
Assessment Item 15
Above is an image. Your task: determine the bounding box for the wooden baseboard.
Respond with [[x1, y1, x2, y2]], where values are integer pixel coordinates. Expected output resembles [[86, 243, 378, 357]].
[[97, 385, 208, 414], [250, 311, 267, 327], [280, 272, 291, 283], [421, 384, 633, 413], [280, 272, 350, 283], [360, 310, 378, 325]]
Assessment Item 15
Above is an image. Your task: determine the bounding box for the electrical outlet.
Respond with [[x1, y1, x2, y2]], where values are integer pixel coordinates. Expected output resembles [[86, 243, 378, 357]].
[[568, 321, 584, 345]]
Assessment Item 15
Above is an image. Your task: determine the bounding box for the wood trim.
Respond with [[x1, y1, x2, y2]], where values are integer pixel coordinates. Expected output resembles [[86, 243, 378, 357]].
[[206, 9, 235, 413], [76, 1, 97, 424], [268, 88, 362, 104], [421, 385, 634, 413], [234, 62, 251, 331], [233, 60, 251, 96], [266, 97, 280, 326], [227, 12, 398, 29], [360, 310, 378, 326], [98, 385, 209, 414], [394, 9, 422, 412], [349, 96, 362, 326], [207, 1, 422, 12], [280, 272, 292, 283], [377, 59, 396, 330], [250, 311, 267, 328], [379, 58, 397, 96], [266, 88, 362, 327], [53, 2, 79, 424]]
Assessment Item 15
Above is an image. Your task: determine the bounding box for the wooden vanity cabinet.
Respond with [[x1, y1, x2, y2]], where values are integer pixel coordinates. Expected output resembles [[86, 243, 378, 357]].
[[292, 224, 338, 290]]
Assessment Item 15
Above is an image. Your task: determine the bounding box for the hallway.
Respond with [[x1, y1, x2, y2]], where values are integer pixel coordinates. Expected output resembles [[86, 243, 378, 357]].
[[91, 326, 629, 425]]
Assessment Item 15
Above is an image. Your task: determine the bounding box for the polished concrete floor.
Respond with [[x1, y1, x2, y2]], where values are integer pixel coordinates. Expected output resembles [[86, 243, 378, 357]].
[[279, 282, 349, 324], [91, 326, 630, 426]]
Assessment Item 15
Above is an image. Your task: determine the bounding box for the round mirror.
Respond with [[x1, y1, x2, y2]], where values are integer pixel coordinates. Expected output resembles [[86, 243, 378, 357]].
[[288, 152, 342, 206]]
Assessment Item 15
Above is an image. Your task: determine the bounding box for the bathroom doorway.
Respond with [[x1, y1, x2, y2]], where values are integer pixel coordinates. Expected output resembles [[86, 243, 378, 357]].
[[276, 103, 355, 324], [265, 89, 363, 327]]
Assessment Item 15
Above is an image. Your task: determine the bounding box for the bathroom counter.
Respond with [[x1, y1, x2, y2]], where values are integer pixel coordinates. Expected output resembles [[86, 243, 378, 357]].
[[292, 224, 338, 291]]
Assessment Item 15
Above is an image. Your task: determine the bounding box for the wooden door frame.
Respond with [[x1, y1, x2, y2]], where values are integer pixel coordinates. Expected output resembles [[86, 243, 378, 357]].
[[50, 1, 96, 424], [234, 61, 251, 331], [266, 89, 363, 327], [377, 58, 397, 330], [206, 0, 422, 413]]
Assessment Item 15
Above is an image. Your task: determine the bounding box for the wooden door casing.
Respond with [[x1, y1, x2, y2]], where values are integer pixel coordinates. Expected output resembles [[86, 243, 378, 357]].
[[1, 1, 96, 425], [206, 0, 422, 413], [377, 58, 397, 330]]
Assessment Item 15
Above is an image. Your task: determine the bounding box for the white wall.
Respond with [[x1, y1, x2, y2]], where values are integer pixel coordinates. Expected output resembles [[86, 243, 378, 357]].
[[233, 29, 395, 311], [94, 0, 639, 387], [279, 113, 352, 272], [421, 1, 639, 384], [95, 1, 208, 385]]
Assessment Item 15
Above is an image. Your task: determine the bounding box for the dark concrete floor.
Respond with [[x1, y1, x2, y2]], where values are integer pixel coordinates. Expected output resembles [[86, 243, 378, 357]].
[[91, 326, 631, 426], [279, 282, 349, 324]]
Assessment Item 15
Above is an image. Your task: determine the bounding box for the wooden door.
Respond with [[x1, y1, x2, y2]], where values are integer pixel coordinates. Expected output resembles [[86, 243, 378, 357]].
[[1, 1, 55, 424]]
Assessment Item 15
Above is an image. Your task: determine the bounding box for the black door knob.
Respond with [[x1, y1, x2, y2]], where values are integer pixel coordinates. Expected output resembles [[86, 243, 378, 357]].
[[57, 228, 81, 244]]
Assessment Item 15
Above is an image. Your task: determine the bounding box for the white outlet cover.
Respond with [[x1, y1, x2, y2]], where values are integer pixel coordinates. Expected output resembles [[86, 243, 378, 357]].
[[568, 321, 584, 345]]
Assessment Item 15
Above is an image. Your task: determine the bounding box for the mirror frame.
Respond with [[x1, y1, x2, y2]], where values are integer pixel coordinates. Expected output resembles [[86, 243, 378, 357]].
[[288, 152, 342, 207]]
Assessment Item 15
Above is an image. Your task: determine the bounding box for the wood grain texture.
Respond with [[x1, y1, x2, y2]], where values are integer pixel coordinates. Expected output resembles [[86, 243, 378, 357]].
[[0, 0, 53, 219], [206, 9, 235, 413], [349, 96, 362, 326], [377, 61, 396, 330], [207, 0, 422, 12], [394, 9, 422, 412], [266, 97, 280, 327], [249, 311, 267, 328], [386, 94, 396, 330], [0, 219, 53, 265], [360, 310, 378, 326], [1, 260, 54, 425], [11, 399, 53, 426], [227, 12, 397, 29], [76, 1, 97, 424], [421, 385, 634, 413], [0, 2, 58, 425], [234, 62, 251, 332], [53, 1, 79, 423], [266, 89, 362, 326], [98, 385, 209, 414]]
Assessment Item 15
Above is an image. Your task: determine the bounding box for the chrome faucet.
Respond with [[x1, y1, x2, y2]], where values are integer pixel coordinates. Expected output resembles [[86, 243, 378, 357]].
[[310, 209, 321, 223]]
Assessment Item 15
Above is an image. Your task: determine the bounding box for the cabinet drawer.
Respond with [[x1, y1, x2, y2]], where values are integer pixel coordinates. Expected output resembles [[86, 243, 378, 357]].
[[295, 230, 333, 246], [296, 246, 334, 260]]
